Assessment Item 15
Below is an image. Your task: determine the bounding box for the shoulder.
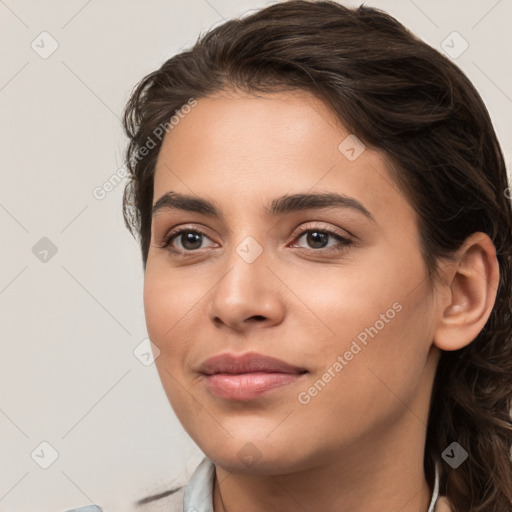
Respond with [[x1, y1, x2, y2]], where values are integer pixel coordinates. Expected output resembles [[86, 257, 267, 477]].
[[130, 485, 185, 512], [434, 496, 453, 512]]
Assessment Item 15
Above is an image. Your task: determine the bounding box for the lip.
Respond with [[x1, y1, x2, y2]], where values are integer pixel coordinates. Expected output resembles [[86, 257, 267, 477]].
[[198, 352, 306, 375], [198, 352, 307, 401]]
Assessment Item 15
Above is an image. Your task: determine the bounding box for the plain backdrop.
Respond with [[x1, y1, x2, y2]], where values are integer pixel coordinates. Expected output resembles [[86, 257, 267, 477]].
[[1, 1, 511, 511]]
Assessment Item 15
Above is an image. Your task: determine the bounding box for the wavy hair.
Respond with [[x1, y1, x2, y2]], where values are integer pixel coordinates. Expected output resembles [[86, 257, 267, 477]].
[[122, 1, 512, 510]]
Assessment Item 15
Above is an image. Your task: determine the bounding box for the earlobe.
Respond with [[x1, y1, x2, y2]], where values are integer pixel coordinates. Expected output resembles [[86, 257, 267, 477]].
[[433, 233, 500, 352]]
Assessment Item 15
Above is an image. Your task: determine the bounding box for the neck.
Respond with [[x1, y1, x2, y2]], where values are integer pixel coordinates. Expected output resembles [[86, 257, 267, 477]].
[[213, 419, 433, 512]]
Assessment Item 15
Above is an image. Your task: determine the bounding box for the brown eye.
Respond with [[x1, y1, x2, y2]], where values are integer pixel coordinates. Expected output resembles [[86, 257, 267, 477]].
[[304, 231, 330, 249], [161, 228, 214, 253], [291, 227, 353, 254]]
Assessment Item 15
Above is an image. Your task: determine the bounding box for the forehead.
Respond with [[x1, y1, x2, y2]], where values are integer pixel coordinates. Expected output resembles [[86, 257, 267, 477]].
[[154, 88, 346, 182], [152, 89, 415, 232]]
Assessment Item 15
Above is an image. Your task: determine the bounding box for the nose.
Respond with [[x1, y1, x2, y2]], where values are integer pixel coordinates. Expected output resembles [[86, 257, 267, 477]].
[[208, 241, 286, 332]]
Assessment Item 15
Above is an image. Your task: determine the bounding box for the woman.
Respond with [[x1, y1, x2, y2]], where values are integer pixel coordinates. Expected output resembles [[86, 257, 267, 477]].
[[122, 1, 512, 511]]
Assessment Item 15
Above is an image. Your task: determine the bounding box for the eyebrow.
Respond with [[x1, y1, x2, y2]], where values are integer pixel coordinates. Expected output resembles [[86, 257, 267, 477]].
[[151, 191, 375, 222]]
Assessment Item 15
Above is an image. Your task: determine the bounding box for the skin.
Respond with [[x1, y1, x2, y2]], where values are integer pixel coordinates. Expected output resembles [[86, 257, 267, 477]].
[[143, 89, 499, 512]]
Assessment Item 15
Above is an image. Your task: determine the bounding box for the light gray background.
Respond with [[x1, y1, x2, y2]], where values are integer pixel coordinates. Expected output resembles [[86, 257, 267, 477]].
[[1, 1, 511, 511]]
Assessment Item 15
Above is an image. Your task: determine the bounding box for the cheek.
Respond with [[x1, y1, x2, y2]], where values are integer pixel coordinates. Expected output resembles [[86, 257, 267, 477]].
[[143, 277, 171, 347], [302, 252, 434, 393], [143, 270, 203, 416], [305, 279, 434, 419], [143, 267, 196, 359]]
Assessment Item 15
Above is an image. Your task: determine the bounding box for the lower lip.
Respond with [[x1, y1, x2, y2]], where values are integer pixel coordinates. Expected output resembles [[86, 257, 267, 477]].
[[203, 372, 304, 400]]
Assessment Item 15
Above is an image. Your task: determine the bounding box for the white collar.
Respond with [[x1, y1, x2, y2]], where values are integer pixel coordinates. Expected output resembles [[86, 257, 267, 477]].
[[183, 457, 215, 512], [427, 457, 441, 512]]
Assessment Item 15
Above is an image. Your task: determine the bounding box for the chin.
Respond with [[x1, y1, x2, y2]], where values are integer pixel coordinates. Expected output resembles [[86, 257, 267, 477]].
[[208, 450, 299, 475], [197, 435, 317, 476]]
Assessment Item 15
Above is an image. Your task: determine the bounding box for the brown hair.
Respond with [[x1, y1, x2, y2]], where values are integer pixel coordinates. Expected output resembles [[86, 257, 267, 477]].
[[122, 1, 512, 510]]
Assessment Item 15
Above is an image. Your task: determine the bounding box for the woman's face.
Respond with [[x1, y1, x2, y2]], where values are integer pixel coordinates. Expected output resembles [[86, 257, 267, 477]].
[[144, 89, 442, 474]]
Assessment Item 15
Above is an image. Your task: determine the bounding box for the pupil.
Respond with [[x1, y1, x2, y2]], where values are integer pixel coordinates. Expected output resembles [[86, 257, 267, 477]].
[[183, 232, 202, 250], [308, 231, 327, 248]]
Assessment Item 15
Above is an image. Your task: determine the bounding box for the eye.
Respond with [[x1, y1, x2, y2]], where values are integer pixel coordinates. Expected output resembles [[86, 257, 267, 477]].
[[160, 226, 215, 254], [289, 225, 353, 254], [159, 223, 353, 257]]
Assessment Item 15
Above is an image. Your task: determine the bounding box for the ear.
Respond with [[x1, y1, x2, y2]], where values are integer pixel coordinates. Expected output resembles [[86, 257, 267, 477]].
[[433, 232, 500, 352]]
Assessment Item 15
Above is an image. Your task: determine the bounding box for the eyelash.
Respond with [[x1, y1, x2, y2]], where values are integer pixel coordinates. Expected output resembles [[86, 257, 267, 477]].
[[159, 224, 353, 257]]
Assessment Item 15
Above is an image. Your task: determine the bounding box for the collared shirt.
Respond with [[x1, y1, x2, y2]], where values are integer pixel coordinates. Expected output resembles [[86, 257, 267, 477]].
[[135, 456, 452, 512]]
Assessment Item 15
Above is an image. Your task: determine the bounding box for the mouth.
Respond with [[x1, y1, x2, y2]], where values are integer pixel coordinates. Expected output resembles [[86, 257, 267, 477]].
[[198, 351, 307, 401]]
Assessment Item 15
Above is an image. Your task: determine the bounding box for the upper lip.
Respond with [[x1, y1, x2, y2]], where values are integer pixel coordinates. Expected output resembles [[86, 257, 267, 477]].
[[198, 352, 307, 375]]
